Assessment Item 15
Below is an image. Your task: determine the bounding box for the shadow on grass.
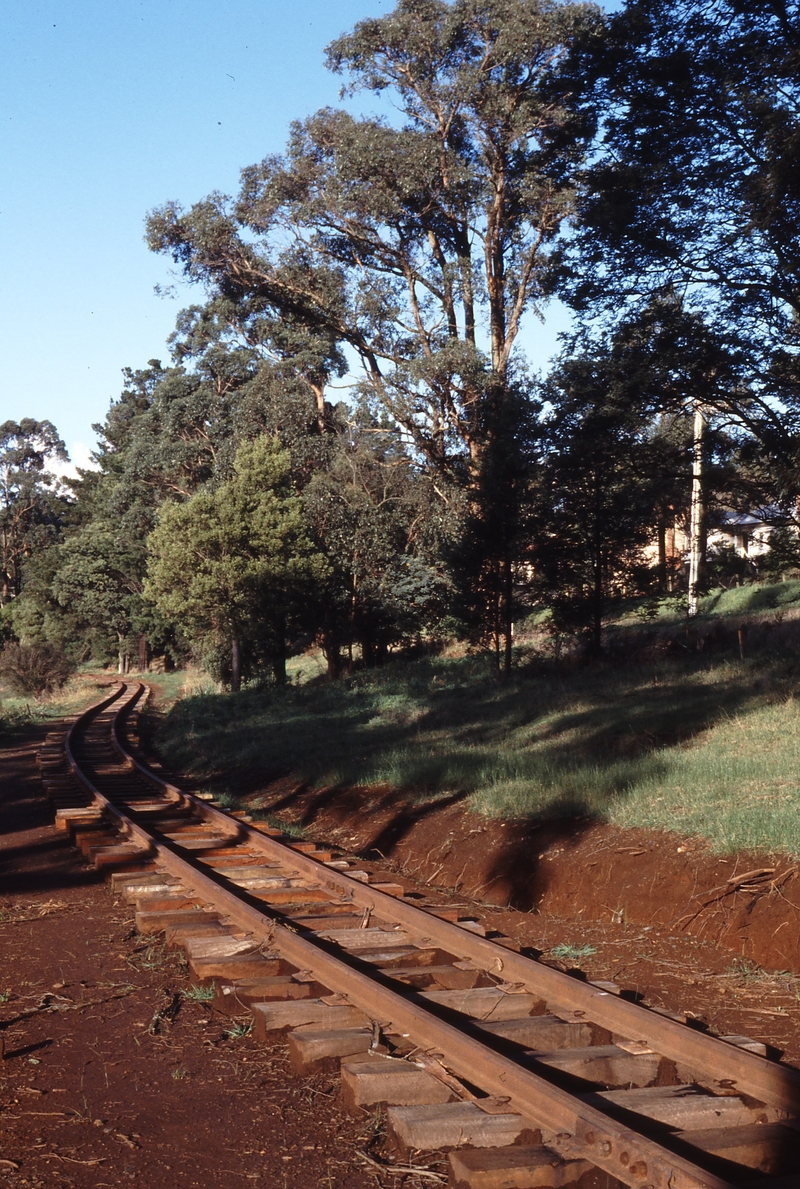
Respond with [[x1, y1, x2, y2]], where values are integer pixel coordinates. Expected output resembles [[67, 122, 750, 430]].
[[155, 652, 782, 907]]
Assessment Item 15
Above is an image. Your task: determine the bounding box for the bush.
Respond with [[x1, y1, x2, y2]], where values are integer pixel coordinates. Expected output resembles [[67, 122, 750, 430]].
[[0, 642, 74, 699]]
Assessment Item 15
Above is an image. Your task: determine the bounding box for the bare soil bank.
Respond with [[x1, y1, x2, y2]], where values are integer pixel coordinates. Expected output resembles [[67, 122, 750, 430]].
[[248, 777, 800, 982]]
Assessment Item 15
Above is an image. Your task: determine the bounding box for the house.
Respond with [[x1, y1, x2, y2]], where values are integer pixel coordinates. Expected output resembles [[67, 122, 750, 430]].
[[643, 507, 785, 588], [708, 510, 775, 560]]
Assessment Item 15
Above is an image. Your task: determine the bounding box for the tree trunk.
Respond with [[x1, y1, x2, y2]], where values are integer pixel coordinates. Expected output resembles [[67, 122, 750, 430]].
[[656, 519, 668, 593], [592, 552, 603, 657], [321, 628, 341, 680], [117, 634, 126, 676], [138, 634, 148, 672], [502, 552, 513, 679], [362, 635, 375, 669], [273, 615, 287, 686], [688, 404, 705, 618], [231, 633, 242, 693], [487, 565, 499, 680]]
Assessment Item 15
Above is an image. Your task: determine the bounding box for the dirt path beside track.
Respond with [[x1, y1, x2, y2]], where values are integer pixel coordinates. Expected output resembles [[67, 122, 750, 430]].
[[0, 724, 377, 1189]]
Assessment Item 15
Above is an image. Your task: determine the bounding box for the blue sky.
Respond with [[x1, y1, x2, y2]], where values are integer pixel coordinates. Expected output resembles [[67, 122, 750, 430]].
[[1, 0, 574, 472]]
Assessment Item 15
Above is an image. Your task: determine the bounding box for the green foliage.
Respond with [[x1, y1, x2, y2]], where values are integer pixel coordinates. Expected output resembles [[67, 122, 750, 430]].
[[10, 0, 800, 682], [537, 350, 672, 649], [145, 435, 329, 688], [704, 543, 758, 590], [146, 0, 603, 664], [697, 580, 800, 618], [0, 672, 110, 740], [224, 1019, 253, 1040], [570, 0, 800, 497], [549, 944, 597, 961], [0, 419, 70, 607], [303, 417, 455, 674], [761, 528, 800, 580], [155, 580, 800, 857], [50, 526, 146, 659], [184, 984, 215, 1001]]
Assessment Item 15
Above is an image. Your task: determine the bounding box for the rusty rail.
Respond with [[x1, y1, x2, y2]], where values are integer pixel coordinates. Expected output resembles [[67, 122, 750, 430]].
[[43, 682, 800, 1189]]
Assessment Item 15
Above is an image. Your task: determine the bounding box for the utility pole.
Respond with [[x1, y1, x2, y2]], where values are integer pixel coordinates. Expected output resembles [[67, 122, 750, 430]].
[[687, 403, 705, 618]]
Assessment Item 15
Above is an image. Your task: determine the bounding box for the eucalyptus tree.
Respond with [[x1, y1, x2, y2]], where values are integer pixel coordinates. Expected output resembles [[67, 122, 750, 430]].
[[146, 0, 604, 672]]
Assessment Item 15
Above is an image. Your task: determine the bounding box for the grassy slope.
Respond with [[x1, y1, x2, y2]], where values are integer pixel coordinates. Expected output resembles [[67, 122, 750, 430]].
[[154, 581, 800, 858]]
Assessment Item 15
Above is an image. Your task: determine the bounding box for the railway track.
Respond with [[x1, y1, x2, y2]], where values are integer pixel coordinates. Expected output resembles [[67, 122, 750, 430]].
[[37, 681, 800, 1189]]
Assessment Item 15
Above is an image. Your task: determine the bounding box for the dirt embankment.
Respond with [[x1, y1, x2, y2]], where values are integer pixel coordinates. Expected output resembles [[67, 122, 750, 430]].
[[248, 779, 800, 975]]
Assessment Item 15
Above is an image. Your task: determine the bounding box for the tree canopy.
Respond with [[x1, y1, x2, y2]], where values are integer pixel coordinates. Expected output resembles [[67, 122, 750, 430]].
[[5, 0, 800, 683], [144, 436, 329, 689], [0, 419, 69, 607]]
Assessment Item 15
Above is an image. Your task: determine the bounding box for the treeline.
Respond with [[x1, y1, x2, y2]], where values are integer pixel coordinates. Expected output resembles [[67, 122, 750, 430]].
[[2, 0, 800, 690]]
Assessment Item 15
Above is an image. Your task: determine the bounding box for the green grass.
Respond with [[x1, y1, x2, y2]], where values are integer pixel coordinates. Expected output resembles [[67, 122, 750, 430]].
[[549, 943, 598, 961], [610, 698, 800, 853], [698, 580, 800, 617], [249, 812, 307, 838], [153, 581, 800, 859], [0, 670, 119, 737], [184, 984, 215, 1001], [615, 579, 800, 627], [224, 1019, 253, 1040], [143, 668, 218, 709]]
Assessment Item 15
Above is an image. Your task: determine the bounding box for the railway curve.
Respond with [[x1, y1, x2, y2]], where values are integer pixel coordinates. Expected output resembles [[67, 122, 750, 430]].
[[36, 681, 800, 1189]]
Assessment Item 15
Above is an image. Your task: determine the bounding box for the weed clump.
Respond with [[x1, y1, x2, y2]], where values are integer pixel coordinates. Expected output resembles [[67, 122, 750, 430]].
[[0, 642, 74, 698], [549, 943, 598, 962]]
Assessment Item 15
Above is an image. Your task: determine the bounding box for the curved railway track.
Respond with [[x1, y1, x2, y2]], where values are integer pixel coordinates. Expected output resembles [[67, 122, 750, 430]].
[[37, 682, 800, 1189]]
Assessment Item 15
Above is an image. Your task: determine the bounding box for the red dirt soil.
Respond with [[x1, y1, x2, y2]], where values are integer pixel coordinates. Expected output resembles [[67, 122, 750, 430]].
[[248, 775, 798, 970], [4, 703, 800, 1189], [242, 779, 800, 1065], [0, 724, 381, 1189]]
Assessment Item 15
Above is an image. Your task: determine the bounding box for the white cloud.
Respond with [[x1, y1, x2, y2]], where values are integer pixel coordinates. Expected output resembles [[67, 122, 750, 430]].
[[47, 440, 99, 484]]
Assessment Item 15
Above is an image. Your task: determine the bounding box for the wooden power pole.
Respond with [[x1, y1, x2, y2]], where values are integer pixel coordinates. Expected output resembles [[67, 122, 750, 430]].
[[687, 403, 705, 618]]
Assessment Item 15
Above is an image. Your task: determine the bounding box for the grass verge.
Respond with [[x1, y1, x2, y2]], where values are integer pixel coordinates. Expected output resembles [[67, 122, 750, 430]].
[[0, 670, 119, 738], [155, 622, 800, 858]]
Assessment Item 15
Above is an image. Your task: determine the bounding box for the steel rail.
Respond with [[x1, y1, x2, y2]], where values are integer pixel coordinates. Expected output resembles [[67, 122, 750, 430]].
[[62, 683, 800, 1189], [102, 685, 800, 1119]]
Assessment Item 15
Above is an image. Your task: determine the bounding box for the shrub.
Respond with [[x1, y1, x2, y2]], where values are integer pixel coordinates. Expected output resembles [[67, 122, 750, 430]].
[[0, 642, 74, 699]]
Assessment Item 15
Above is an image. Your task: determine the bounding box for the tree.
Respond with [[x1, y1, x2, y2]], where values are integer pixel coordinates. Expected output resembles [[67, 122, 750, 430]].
[[535, 304, 764, 647], [536, 356, 667, 651], [568, 0, 800, 493], [144, 436, 329, 690], [302, 407, 453, 674], [146, 0, 604, 672], [0, 419, 70, 606], [49, 525, 151, 673]]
